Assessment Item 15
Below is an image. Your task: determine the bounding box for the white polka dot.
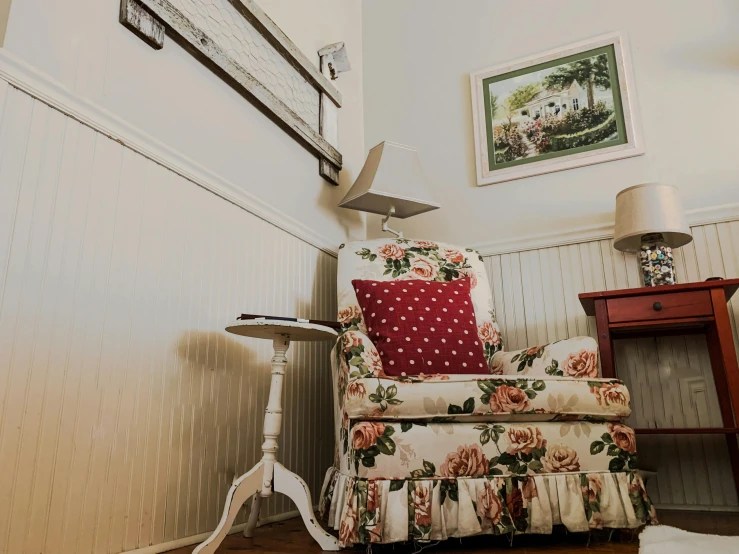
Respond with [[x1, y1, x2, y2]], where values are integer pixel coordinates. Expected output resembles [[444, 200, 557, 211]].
[[412, 327, 418, 331], [454, 291, 459, 295], [438, 289, 443, 293], [396, 297, 401, 301], [405, 337, 411, 342], [425, 307, 430, 311], [464, 330, 469, 335], [377, 299, 382, 304], [443, 308, 448, 312], [436, 317, 442, 322], [462, 362, 467, 367], [371, 313, 376, 317], [389, 307, 394, 311], [431, 298, 437, 302], [441, 338, 446, 343], [434, 349, 439, 354], [389, 360, 395, 365], [365, 294, 370, 298], [458, 340, 463, 344], [452, 350, 457, 355], [459, 310, 464, 314], [393, 327, 399, 331], [414, 297, 419, 301], [448, 299, 454, 303], [386, 338, 391, 342], [376, 332, 380, 337], [427, 361, 432, 366], [420, 289, 425, 292], [410, 360, 415, 365], [401, 316, 406, 321], [372, 283, 377, 286], [470, 352, 475, 356], [469, 320, 474, 325], [398, 348, 404, 352], [391, 283, 396, 286], [448, 328, 452, 333], [381, 319, 387, 323], [384, 289, 389, 293], [443, 284, 448, 287], [417, 348, 422, 353], [408, 306, 413, 311], [454, 319, 458, 323], [424, 338, 429, 342], [430, 327, 435, 331], [368, 327, 372, 332], [445, 361, 450, 366], [419, 317, 424, 321], [464, 301, 469, 305], [475, 341, 479, 345], [402, 289, 408, 292], [479, 363, 483, 367]]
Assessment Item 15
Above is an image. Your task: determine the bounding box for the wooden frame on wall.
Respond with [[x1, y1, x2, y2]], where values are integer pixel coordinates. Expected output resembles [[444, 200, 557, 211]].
[[470, 32, 644, 186], [120, 0, 344, 185]]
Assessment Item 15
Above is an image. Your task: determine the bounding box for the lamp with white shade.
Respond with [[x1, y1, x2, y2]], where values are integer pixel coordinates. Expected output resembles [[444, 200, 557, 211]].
[[613, 183, 693, 287], [339, 141, 440, 238]]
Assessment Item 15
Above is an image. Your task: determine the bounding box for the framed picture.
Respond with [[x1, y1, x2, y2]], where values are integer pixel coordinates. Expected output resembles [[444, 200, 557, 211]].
[[470, 32, 643, 186]]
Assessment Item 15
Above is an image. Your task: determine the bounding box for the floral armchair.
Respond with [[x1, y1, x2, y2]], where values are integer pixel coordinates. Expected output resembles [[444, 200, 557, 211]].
[[319, 239, 656, 547]]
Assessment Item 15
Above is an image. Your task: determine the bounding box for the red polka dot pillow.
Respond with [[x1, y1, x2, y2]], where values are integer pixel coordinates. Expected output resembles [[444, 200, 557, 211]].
[[351, 277, 488, 376]]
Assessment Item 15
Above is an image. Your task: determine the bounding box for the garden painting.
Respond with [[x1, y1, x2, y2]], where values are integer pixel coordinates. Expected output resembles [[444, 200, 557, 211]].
[[482, 45, 627, 171]]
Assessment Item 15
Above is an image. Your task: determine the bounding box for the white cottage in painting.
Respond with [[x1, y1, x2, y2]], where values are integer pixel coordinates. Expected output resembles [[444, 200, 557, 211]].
[[519, 80, 589, 119]]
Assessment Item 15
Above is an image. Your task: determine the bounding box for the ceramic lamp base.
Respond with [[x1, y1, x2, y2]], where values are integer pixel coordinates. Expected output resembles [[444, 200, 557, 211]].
[[639, 243, 676, 287]]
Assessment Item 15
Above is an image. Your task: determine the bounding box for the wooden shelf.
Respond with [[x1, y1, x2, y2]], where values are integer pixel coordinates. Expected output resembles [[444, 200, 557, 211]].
[[635, 427, 739, 435]]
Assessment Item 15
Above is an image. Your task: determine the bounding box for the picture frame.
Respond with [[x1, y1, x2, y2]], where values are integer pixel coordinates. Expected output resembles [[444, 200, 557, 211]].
[[470, 32, 643, 186]]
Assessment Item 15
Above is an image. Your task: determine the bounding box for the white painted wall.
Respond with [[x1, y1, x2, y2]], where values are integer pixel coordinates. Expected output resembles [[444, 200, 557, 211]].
[[4, 0, 365, 245], [362, 0, 739, 245]]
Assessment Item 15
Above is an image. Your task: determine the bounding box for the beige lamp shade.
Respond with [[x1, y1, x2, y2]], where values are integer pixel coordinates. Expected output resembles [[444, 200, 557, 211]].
[[338, 141, 440, 218], [613, 183, 693, 252]]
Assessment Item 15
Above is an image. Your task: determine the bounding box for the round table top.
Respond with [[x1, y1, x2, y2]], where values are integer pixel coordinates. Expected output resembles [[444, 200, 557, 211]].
[[225, 319, 338, 341]]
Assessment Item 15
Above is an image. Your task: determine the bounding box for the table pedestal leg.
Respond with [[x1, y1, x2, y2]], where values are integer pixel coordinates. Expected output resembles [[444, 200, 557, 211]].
[[192, 462, 264, 554], [192, 333, 339, 553]]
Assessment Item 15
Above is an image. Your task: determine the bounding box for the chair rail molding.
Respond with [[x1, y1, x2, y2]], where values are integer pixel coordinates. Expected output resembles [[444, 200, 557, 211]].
[[0, 47, 339, 257], [119, 0, 344, 185], [472, 202, 739, 257]]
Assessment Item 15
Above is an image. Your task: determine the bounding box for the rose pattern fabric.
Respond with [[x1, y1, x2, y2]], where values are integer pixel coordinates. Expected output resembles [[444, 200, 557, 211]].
[[440, 444, 489, 477], [322, 468, 657, 547], [344, 375, 631, 422], [505, 425, 546, 455], [541, 444, 581, 473], [491, 336, 599, 377]]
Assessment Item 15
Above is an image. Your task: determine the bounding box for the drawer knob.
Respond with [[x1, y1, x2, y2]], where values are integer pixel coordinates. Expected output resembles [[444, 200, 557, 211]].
[[653, 302, 663, 311]]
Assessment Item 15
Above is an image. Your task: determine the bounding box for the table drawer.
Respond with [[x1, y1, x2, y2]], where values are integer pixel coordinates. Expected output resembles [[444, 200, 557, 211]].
[[607, 290, 713, 323]]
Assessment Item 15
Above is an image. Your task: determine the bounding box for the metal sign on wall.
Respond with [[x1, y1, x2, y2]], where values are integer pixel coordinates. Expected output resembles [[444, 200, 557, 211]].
[[120, 0, 344, 185]]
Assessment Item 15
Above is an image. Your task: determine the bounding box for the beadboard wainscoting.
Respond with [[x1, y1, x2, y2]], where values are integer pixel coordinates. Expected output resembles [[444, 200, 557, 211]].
[[483, 219, 739, 511], [0, 79, 337, 554]]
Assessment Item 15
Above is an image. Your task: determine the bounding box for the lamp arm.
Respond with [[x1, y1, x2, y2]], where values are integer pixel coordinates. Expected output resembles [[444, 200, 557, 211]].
[[381, 206, 403, 239]]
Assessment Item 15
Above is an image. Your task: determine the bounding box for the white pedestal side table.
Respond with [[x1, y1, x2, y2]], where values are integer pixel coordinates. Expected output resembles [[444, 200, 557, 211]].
[[192, 319, 339, 553]]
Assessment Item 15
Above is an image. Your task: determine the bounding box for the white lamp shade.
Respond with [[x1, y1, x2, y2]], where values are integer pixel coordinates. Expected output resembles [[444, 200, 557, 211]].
[[613, 183, 693, 252], [338, 141, 440, 218]]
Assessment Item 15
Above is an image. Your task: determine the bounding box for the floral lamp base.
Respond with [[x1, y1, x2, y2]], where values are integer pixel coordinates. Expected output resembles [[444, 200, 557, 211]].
[[639, 243, 676, 287]]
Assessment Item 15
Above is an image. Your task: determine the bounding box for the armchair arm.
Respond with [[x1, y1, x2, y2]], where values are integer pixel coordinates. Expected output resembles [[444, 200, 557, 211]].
[[336, 329, 385, 381], [491, 336, 599, 377]]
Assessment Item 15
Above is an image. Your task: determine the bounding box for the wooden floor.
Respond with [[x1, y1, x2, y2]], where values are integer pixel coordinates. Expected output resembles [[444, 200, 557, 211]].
[[166, 510, 739, 553]]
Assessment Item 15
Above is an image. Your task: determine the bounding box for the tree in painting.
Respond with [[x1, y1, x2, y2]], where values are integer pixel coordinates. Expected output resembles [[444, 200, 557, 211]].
[[543, 53, 610, 108]]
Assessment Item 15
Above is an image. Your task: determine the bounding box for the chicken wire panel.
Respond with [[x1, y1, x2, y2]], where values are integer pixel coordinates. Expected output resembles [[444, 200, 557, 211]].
[[168, 0, 320, 130]]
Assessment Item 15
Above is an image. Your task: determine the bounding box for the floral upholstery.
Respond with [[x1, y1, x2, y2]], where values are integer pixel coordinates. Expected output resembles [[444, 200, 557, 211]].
[[322, 238, 656, 547], [491, 336, 599, 377], [345, 375, 630, 422]]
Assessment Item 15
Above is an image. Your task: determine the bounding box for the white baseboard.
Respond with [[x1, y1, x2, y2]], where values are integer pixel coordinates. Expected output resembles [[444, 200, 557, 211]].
[[121, 507, 310, 554], [0, 48, 339, 258], [472, 203, 739, 257], [654, 503, 739, 513]]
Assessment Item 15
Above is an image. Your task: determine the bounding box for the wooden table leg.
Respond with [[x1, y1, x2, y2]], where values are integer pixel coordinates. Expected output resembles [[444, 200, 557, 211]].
[[594, 299, 616, 378], [706, 288, 739, 501]]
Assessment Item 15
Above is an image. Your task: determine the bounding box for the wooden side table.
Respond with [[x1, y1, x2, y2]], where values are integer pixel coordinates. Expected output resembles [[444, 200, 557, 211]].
[[193, 319, 339, 553], [579, 279, 739, 500]]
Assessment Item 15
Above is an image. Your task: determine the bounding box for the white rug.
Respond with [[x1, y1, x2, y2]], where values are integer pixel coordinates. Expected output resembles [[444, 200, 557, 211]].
[[640, 525, 739, 554]]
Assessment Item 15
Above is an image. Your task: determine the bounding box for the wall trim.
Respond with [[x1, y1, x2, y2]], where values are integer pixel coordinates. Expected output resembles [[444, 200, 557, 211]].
[[472, 203, 739, 257], [0, 48, 340, 257], [121, 508, 305, 554], [653, 503, 739, 513]]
